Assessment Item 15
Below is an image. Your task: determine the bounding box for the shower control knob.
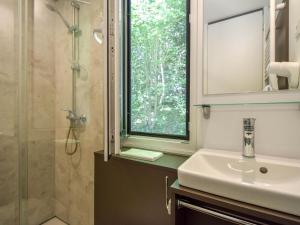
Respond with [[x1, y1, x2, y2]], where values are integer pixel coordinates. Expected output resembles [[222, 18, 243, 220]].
[[80, 115, 87, 124], [63, 109, 76, 120]]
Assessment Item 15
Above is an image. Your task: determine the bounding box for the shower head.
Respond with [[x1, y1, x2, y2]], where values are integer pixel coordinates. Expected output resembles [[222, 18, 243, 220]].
[[45, 3, 71, 30], [72, 0, 91, 5], [71, 0, 91, 8]]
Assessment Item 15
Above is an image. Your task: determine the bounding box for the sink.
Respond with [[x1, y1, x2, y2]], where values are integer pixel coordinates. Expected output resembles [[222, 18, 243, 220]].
[[178, 149, 300, 216]]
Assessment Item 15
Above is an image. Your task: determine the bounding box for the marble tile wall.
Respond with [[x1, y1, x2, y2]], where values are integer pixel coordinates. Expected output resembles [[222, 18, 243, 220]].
[[54, 1, 104, 225], [26, 0, 56, 224], [0, 0, 21, 225], [0, 136, 19, 225]]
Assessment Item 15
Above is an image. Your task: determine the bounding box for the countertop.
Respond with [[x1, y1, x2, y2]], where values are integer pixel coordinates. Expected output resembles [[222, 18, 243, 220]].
[[94, 150, 188, 172]]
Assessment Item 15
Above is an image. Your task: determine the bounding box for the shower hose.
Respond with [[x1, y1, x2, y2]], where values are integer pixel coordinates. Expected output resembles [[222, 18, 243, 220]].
[[65, 124, 80, 155]]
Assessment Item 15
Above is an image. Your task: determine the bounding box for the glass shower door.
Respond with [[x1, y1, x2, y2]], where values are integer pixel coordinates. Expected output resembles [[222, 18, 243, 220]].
[[0, 0, 24, 225], [1, 0, 104, 224]]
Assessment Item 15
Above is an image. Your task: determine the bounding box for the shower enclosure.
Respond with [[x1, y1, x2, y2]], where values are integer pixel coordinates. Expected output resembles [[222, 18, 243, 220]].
[[0, 0, 104, 224]]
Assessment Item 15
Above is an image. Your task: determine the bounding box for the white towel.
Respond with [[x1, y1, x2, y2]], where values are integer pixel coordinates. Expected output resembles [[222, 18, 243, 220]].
[[263, 84, 273, 92], [268, 73, 279, 90], [267, 62, 300, 89], [120, 148, 164, 162]]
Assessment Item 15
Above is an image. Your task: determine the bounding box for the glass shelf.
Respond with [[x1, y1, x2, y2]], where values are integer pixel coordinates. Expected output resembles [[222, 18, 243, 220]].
[[194, 101, 300, 107], [194, 101, 300, 119]]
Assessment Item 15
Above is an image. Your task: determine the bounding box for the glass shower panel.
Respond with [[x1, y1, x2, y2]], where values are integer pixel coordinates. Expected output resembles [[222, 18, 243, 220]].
[[0, 0, 104, 224], [0, 0, 21, 225], [25, 0, 56, 224]]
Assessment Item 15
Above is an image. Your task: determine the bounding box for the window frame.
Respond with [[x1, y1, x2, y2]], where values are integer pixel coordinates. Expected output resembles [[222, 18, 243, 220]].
[[126, 0, 191, 140], [116, 0, 200, 155]]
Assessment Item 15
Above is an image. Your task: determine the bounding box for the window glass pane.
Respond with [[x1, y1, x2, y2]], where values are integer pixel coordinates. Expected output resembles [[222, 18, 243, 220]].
[[129, 0, 189, 138]]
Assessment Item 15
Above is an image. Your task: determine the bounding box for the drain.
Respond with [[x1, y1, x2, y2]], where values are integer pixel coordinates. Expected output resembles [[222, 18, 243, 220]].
[[260, 167, 268, 174]]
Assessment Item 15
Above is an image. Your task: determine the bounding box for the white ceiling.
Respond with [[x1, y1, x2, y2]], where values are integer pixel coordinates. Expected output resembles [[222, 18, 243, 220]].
[[204, 0, 274, 23]]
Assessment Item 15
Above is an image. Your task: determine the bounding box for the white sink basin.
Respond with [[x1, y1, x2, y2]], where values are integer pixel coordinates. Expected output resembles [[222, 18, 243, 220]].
[[178, 149, 300, 216]]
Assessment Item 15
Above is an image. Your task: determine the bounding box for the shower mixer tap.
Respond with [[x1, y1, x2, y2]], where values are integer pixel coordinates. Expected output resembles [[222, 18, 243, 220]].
[[63, 109, 87, 125]]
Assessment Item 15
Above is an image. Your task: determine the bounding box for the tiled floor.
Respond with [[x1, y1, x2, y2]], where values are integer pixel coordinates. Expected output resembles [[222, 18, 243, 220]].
[[42, 217, 67, 225]]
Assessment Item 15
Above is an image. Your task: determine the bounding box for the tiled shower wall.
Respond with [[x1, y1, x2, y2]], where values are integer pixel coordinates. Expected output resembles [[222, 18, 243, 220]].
[[18, 0, 103, 224], [53, 0, 104, 225], [26, 0, 56, 224]]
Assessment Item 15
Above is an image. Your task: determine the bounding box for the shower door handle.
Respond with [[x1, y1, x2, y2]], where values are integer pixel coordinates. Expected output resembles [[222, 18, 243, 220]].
[[165, 176, 172, 215]]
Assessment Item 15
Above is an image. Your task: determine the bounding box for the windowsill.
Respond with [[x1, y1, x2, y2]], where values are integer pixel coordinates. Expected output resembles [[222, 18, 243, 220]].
[[122, 135, 196, 156], [118, 148, 189, 171], [95, 150, 189, 172]]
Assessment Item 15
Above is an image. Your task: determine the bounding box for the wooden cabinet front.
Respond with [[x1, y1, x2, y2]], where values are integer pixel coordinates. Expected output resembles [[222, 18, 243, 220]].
[[171, 181, 300, 225], [95, 152, 186, 225]]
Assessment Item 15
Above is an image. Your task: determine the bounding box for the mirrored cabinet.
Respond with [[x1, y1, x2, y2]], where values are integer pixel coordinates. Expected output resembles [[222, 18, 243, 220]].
[[202, 0, 300, 95]]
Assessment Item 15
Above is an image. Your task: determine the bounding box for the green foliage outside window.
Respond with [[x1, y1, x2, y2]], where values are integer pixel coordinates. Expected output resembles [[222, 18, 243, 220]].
[[129, 0, 188, 137]]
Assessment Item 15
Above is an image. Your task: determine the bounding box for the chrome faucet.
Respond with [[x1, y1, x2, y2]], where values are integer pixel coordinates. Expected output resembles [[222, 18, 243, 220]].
[[243, 118, 256, 158]]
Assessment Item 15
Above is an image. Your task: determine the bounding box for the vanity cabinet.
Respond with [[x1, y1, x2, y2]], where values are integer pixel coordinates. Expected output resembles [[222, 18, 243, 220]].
[[94, 151, 187, 225], [171, 181, 300, 225]]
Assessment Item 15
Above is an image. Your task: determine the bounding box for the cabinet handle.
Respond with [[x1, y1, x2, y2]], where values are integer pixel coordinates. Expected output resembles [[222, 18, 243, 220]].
[[178, 200, 258, 225], [165, 176, 172, 215]]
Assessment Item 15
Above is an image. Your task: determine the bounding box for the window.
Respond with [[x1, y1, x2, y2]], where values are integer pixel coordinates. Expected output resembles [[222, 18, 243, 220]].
[[127, 0, 190, 140]]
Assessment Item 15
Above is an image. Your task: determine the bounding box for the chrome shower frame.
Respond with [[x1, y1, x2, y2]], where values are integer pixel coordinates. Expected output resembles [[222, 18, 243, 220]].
[[71, 1, 80, 115], [46, 0, 90, 155], [64, 0, 90, 155], [69, 0, 90, 116]]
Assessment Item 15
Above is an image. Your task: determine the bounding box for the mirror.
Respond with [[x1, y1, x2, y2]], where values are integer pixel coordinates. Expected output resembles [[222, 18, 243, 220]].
[[203, 0, 300, 95]]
